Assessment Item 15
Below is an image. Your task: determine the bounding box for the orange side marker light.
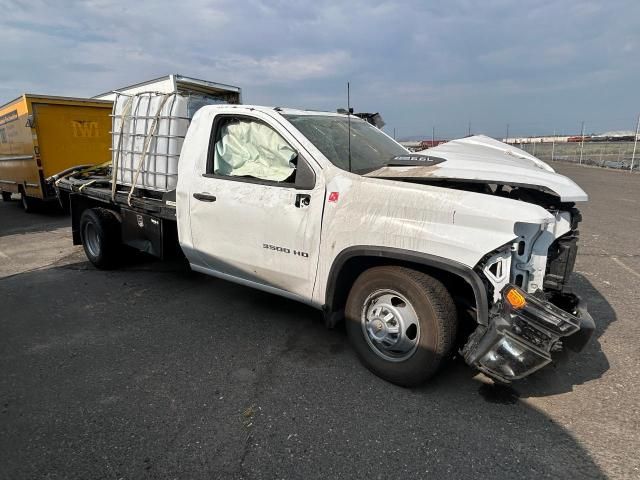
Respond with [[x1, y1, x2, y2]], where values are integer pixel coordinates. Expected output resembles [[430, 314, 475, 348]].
[[505, 287, 527, 309]]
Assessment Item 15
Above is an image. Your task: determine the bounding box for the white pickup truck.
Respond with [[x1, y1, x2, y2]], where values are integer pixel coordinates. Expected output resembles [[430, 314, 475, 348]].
[[57, 103, 595, 387]]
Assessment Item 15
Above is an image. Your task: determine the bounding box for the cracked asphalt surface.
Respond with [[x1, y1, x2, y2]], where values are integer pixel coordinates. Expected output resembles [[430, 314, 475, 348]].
[[1, 162, 639, 479]]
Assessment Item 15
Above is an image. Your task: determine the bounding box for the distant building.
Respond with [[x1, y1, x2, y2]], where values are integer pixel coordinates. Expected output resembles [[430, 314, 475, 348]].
[[503, 131, 639, 144], [567, 136, 592, 143], [503, 136, 570, 144], [591, 131, 638, 142], [419, 140, 447, 149], [399, 141, 422, 151], [399, 139, 447, 152]]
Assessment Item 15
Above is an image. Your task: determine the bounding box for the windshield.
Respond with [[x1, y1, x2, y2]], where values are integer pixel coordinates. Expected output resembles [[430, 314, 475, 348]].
[[283, 114, 407, 173]]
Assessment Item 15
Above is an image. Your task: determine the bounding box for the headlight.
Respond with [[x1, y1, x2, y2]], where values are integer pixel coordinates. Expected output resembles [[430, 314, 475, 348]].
[[478, 334, 551, 380], [502, 285, 580, 335]]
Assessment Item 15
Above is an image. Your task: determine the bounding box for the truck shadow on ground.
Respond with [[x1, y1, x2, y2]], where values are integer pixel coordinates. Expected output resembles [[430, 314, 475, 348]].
[[77, 255, 614, 400], [214, 264, 614, 401], [114, 257, 614, 397], [0, 261, 609, 478]]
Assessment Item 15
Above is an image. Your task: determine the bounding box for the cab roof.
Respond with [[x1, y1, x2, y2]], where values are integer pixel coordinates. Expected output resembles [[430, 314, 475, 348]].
[[212, 104, 351, 118]]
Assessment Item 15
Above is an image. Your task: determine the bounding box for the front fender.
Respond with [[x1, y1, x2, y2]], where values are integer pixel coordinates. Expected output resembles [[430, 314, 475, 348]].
[[313, 172, 553, 306], [323, 246, 490, 326]]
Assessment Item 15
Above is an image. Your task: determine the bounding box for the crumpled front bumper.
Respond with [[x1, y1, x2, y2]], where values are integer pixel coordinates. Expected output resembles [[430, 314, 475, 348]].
[[463, 285, 595, 382]]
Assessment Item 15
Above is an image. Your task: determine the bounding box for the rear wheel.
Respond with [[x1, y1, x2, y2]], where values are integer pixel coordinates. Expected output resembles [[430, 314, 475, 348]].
[[79, 208, 122, 269], [1, 191, 12, 202], [345, 266, 457, 387]]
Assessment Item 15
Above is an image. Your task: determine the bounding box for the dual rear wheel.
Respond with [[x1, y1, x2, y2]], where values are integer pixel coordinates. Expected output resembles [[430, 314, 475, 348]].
[[79, 208, 122, 269]]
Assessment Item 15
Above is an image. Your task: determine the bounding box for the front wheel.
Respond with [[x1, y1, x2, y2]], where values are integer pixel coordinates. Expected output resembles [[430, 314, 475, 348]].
[[1, 191, 12, 202], [345, 266, 457, 387], [79, 208, 122, 269]]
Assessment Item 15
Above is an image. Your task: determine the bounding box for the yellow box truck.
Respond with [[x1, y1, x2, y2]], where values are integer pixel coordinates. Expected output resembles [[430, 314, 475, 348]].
[[0, 94, 112, 211]]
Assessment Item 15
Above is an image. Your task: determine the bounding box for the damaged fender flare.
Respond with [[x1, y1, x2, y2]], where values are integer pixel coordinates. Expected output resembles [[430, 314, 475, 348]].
[[324, 246, 489, 326]]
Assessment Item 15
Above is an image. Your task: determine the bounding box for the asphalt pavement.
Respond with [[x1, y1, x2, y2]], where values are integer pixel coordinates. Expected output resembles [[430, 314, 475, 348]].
[[1, 163, 638, 479]]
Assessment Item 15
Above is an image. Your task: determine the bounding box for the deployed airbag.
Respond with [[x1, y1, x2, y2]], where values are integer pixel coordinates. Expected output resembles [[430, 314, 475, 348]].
[[214, 120, 296, 182]]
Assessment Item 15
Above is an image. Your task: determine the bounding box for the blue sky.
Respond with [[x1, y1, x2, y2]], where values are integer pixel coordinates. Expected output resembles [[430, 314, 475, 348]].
[[1, 0, 638, 139]]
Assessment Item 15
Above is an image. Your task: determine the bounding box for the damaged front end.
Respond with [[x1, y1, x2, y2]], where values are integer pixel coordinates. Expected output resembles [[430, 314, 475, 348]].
[[462, 285, 595, 382], [462, 207, 595, 382]]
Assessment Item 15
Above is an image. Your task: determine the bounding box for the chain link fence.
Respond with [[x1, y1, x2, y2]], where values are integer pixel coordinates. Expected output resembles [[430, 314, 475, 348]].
[[516, 141, 637, 171]]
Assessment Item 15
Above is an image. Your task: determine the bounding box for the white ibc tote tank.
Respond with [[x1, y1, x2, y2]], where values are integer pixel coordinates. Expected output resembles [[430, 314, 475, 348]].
[[111, 92, 222, 192]]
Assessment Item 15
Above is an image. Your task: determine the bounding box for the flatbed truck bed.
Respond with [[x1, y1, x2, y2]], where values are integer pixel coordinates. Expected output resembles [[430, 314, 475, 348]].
[[58, 174, 179, 260]]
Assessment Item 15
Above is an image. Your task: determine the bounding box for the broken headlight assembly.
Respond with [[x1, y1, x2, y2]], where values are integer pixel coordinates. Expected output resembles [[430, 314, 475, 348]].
[[463, 285, 593, 382]]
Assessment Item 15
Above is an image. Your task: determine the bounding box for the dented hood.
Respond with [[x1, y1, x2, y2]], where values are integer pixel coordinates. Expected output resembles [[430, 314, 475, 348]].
[[366, 135, 588, 202]]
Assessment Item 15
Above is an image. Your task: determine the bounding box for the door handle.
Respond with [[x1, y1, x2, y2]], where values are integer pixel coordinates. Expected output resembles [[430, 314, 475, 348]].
[[193, 192, 217, 202], [295, 194, 311, 208]]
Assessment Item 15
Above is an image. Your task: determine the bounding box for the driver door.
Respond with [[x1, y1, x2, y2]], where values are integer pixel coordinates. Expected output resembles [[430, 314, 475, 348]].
[[187, 112, 324, 301]]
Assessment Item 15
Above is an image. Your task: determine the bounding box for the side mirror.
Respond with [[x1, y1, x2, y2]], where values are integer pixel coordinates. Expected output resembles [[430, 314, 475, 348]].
[[294, 156, 316, 190]]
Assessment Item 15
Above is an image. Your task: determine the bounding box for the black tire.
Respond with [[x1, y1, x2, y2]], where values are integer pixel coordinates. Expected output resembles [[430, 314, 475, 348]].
[[1, 191, 12, 202], [345, 266, 457, 387], [79, 208, 122, 269], [21, 192, 38, 213]]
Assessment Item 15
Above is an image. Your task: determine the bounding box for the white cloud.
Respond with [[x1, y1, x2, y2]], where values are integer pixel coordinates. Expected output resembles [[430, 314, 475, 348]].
[[210, 51, 352, 85], [0, 0, 638, 136]]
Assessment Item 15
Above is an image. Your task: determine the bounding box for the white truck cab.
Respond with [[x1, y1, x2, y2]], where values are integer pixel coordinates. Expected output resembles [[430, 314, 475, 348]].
[[59, 103, 595, 387]]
